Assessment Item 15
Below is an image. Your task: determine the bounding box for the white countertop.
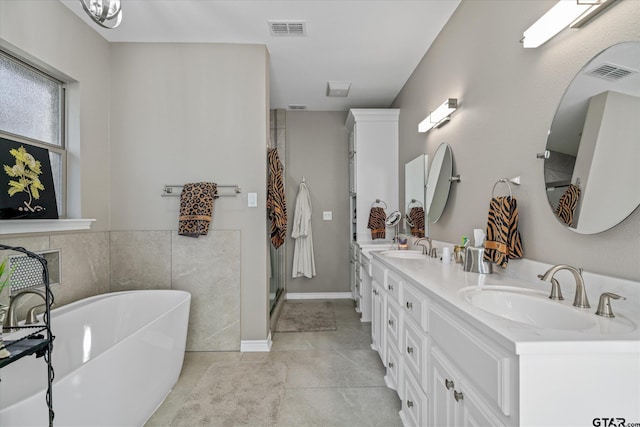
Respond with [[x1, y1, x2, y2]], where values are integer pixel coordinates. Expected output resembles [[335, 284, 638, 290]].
[[370, 250, 640, 355]]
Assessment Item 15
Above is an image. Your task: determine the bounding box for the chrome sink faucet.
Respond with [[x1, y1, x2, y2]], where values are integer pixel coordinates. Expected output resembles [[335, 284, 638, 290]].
[[4, 288, 47, 328], [414, 237, 432, 255], [538, 264, 590, 308]]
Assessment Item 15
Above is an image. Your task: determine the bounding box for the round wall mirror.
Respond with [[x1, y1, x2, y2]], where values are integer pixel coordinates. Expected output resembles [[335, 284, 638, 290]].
[[426, 142, 453, 223], [544, 41, 640, 234]]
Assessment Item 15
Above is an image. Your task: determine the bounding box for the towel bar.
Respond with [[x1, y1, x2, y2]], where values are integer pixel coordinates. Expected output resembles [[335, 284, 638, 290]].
[[161, 184, 241, 197]]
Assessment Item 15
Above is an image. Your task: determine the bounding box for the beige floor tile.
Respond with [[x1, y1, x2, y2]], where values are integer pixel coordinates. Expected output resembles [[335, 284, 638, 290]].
[[146, 300, 402, 427]]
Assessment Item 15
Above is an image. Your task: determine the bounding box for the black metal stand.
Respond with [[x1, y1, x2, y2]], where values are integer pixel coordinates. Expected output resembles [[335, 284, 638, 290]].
[[0, 243, 55, 426]]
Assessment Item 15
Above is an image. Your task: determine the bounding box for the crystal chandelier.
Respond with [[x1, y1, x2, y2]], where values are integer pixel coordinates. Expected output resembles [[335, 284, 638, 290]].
[[80, 0, 123, 29]]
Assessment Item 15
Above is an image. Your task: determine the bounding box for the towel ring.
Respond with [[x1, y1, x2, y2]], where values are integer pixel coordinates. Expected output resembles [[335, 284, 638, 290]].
[[371, 199, 387, 209], [491, 179, 513, 199], [407, 199, 423, 209]]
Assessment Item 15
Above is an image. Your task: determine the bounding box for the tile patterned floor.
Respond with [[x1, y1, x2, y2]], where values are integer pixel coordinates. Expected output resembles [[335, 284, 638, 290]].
[[145, 299, 402, 426]]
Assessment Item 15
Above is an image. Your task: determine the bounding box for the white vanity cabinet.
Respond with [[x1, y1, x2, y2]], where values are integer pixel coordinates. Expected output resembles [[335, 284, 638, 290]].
[[371, 253, 640, 426], [371, 256, 517, 427]]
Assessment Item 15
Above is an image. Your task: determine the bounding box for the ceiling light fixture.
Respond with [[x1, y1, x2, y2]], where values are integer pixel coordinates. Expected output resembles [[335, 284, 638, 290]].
[[521, 0, 619, 48], [326, 81, 351, 97], [418, 98, 457, 133], [80, 0, 123, 29]]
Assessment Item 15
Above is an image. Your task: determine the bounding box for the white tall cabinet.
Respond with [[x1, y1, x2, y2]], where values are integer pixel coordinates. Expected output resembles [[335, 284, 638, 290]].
[[346, 109, 399, 318]]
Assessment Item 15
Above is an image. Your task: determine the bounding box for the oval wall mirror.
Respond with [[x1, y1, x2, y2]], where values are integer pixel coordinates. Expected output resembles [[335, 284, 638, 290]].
[[544, 41, 640, 234], [426, 142, 453, 223]]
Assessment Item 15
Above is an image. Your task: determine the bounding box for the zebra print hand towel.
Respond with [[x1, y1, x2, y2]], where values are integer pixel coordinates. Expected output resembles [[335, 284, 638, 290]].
[[555, 184, 581, 227], [408, 206, 425, 238], [483, 196, 523, 268], [178, 182, 217, 237], [367, 207, 386, 240]]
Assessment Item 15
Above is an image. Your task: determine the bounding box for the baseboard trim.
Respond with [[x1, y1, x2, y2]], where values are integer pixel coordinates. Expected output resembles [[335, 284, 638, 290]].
[[286, 292, 354, 300], [240, 332, 272, 352]]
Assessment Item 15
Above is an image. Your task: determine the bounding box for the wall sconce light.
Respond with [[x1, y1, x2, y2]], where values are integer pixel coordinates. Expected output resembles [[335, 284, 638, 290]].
[[522, 0, 619, 48], [418, 98, 457, 133], [80, 0, 123, 29]]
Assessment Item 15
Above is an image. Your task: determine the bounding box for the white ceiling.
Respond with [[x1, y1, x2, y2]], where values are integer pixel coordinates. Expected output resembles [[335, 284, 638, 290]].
[[60, 0, 461, 111]]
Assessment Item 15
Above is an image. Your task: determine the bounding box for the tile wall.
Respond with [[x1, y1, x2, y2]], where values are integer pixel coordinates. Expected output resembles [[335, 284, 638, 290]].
[[1, 229, 240, 351]]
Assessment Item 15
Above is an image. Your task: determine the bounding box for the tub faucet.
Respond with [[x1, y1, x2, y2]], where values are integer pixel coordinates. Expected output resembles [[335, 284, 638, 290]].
[[414, 238, 432, 255], [538, 264, 590, 308], [4, 289, 47, 328]]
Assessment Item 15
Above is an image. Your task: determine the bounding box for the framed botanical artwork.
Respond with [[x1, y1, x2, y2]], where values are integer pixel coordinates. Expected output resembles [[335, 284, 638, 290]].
[[1, 137, 59, 219]]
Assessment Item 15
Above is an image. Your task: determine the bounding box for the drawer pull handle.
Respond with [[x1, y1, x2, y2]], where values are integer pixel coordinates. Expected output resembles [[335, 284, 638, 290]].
[[373, 289, 379, 295], [407, 346, 414, 354], [388, 285, 394, 291], [454, 391, 464, 402], [406, 301, 413, 309], [388, 319, 394, 326], [388, 361, 395, 368], [407, 400, 414, 409], [445, 379, 454, 390]]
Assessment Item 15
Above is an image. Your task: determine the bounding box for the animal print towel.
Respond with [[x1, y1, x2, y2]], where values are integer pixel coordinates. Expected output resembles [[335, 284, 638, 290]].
[[483, 196, 523, 268], [267, 148, 287, 249], [178, 182, 217, 237], [367, 206, 386, 240], [407, 206, 425, 238], [555, 184, 581, 227]]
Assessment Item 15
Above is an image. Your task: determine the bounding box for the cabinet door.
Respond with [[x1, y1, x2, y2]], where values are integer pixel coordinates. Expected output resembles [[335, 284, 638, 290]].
[[431, 348, 457, 427], [371, 280, 384, 357], [432, 347, 505, 427]]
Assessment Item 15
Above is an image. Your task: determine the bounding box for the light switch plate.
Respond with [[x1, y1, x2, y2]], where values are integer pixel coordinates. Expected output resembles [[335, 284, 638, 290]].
[[248, 192, 258, 207], [323, 211, 332, 220]]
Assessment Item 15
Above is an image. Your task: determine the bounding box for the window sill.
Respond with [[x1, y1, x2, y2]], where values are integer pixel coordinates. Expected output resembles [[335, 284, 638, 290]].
[[0, 219, 96, 235]]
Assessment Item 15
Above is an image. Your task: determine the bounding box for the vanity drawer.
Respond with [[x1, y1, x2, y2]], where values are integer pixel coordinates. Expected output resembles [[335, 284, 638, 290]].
[[386, 270, 402, 303], [403, 282, 429, 332], [386, 298, 402, 352], [372, 261, 386, 287], [401, 367, 429, 427], [430, 304, 514, 416], [403, 315, 429, 393]]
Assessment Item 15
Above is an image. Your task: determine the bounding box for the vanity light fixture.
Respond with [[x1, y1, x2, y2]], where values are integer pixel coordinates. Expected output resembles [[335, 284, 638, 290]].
[[80, 0, 123, 29], [418, 98, 457, 133], [522, 0, 619, 48]]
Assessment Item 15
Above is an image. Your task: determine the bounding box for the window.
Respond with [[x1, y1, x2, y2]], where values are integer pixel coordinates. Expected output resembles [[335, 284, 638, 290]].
[[0, 51, 66, 216]]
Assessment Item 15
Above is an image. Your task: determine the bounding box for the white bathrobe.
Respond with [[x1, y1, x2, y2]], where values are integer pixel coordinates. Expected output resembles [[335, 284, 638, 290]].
[[291, 182, 316, 278]]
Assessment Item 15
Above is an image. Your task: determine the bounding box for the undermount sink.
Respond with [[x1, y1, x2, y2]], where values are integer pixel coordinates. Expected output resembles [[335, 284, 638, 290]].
[[381, 250, 427, 259], [459, 286, 598, 331]]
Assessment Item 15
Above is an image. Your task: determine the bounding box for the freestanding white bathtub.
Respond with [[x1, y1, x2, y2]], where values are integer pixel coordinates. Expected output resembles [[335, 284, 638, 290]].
[[0, 289, 191, 426]]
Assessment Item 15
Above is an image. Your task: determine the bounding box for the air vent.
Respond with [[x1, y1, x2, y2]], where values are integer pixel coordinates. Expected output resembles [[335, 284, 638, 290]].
[[586, 63, 637, 81], [288, 105, 308, 110], [269, 20, 306, 36]]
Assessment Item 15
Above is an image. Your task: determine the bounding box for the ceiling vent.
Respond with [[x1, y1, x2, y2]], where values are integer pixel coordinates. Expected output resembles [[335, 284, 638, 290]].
[[269, 21, 306, 36], [586, 63, 637, 81], [288, 104, 308, 110]]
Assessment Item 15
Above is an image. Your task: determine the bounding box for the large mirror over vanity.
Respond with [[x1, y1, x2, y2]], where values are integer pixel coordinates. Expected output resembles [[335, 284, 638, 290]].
[[544, 41, 640, 234]]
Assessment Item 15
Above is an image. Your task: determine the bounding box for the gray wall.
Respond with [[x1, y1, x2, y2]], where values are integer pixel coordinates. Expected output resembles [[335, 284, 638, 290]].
[[285, 111, 350, 294], [393, 0, 640, 281]]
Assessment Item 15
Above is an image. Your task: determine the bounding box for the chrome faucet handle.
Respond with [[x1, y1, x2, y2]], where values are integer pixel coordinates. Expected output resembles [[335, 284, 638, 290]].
[[429, 247, 438, 258], [595, 292, 626, 318]]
